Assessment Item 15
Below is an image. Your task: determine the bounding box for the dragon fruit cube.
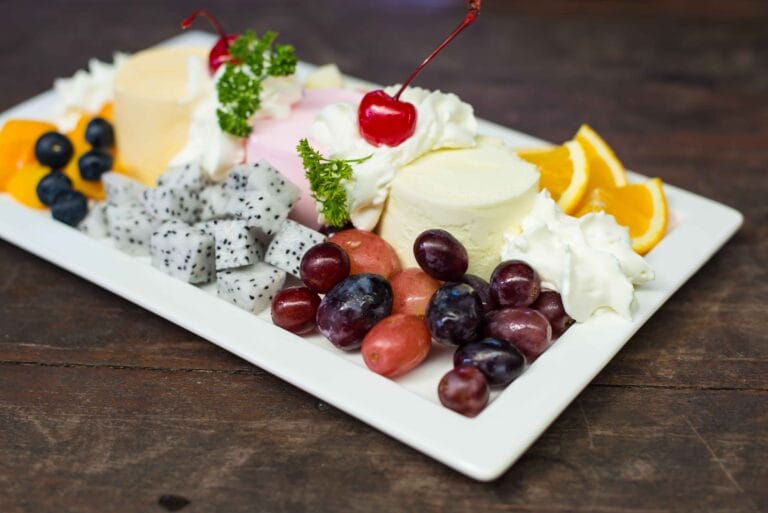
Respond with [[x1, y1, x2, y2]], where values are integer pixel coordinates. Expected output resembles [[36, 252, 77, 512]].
[[226, 161, 300, 210], [217, 262, 286, 314], [264, 220, 326, 277], [140, 185, 201, 223], [226, 191, 289, 239], [106, 204, 160, 256], [214, 219, 264, 271], [197, 183, 231, 221], [156, 162, 211, 192], [102, 172, 146, 207], [150, 221, 215, 284], [78, 202, 108, 238]]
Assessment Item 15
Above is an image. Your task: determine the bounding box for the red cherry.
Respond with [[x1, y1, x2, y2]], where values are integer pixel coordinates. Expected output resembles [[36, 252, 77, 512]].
[[358, 90, 417, 147], [356, 1, 481, 147], [181, 9, 238, 74]]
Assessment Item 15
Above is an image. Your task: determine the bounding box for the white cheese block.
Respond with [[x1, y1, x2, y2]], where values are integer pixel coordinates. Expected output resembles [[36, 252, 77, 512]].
[[377, 136, 540, 279]]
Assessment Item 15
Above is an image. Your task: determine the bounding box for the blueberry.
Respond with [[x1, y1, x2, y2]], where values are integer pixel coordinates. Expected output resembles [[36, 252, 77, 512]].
[[51, 190, 88, 226], [84, 117, 115, 148], [78, 150, 113, 181], [36, 171, 73, 206], [35, 132, 74, 169]]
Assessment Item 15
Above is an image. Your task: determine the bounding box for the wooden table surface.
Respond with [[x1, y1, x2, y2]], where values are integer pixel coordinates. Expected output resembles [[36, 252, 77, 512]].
[[1, 1, 766, 512]]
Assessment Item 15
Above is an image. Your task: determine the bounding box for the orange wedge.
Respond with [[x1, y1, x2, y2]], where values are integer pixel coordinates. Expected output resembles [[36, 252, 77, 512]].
[[0, 119, 57, 190], [518, 140, 589, 214], [575, 124, 628, 190], [6, 163, 50, 209], [575, 178, 668, 255]]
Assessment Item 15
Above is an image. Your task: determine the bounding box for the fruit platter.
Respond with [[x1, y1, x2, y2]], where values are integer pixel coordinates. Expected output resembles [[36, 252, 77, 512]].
[[0, 5, 742, 481]]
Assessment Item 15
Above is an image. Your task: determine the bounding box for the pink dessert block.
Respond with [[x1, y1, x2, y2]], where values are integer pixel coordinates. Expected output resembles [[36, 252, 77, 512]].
[[246, 88, 364, 229]]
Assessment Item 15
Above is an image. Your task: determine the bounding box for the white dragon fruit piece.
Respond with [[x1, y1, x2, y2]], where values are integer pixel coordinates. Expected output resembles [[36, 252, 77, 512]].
[[226, 191, 289, 239], [102, 172, 146, 207], [214, 219, 264, 271], [197, 183, 231, 221], [150, 220, 215, 284], [140, 185, 201, 223], [217, 262, 286, 314], [264, 219, 326, 277], [106, 204, 159, 256], [226, 161, 300, 210], [78, 202, 108, 238], [156, 162, 211, 192]]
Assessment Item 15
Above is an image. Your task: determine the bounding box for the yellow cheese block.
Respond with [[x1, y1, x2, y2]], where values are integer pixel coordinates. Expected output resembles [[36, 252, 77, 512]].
[[377, 137, 540, 279], [114, 46, 209, 186]]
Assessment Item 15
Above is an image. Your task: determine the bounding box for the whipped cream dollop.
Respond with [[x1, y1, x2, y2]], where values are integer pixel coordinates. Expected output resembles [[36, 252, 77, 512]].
[[170, 58, 302, 180], [53, 52, 128, 131], [311, 86, 477, 229], [502, 191, 654, 322]]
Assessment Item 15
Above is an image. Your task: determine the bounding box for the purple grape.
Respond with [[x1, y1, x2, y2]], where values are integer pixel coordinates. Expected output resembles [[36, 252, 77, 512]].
[[300, 242, 350, 294], [454, 338, 525, 388], [461, 274, 496, 313], [316, 274, 393, 350], [531, 289, 574, 339], [485, 307, 552, 362], [490, 260, 541, 307], [426, 283, 483, 346], [413, 229, 468, 281], [438, 366, 489, 417]]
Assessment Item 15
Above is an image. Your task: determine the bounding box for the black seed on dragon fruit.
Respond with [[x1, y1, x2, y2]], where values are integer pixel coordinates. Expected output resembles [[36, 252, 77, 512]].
[[226, 191, 290, 239], [217, 262, 287, 314], [197, 183, 231, 221], [78, 202, 108, 238], [265, 220, 326, 278], [214, 219, 264, 271], [102, 172, 146, 207], [194, 219, 225, 237], [149, 221, 215, 284], [106, 204, 160, 256], [140, 185, 201, 223]]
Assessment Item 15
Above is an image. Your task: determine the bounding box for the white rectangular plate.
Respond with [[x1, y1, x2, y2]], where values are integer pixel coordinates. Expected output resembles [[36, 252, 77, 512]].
[[0, 32, 743, 480]]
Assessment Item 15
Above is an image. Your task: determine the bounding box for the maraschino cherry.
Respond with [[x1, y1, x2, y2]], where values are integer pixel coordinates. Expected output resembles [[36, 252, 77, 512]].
[[358, 0, 482, 147], [181, 9, 238, 74]]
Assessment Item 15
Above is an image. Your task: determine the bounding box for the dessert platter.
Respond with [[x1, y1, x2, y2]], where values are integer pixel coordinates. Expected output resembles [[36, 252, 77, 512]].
[[0, 5, 742, 480]]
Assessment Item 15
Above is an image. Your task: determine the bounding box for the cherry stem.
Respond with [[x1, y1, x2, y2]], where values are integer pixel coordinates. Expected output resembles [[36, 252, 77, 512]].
[[181, 9, 229, 42], [394, 1, 481, 99]]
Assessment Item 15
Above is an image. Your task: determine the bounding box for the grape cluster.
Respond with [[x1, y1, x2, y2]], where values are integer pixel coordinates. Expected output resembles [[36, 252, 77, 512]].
[[271, 226, 576, 418]]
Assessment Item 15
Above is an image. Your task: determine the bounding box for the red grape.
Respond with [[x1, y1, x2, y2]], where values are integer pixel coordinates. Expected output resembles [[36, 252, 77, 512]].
[[329, 229, 402, 278], [362, 314, 431, 378], [271, 287, 321, 335], [490, 260, 541, 307], [413, 229, 468, 281], [438, 366, 489, 417], [390, 268, 441, 317], [531, 289, 574, 339], [300, 242, 350, 294], [485, 307, 552, 361]]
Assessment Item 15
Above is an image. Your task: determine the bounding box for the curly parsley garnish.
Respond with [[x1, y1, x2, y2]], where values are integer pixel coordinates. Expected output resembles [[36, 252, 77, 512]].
[[216, 30, 297, 137], [297, 138, 371, 227]]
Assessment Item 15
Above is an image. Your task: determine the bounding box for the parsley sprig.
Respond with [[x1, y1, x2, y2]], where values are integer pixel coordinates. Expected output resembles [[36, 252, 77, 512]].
[[297, 139, 371, 227], [216, 30, 297, 137]]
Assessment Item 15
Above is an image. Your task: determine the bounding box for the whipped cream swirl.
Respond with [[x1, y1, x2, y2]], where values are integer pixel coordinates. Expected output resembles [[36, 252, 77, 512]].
[[311, 86, 477, 229], [170, 58, 302, 180], [502, 191, 654, 322]]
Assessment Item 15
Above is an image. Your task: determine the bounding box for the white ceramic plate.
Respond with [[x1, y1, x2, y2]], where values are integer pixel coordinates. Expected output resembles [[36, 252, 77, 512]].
[[0, 32, 743, 481]]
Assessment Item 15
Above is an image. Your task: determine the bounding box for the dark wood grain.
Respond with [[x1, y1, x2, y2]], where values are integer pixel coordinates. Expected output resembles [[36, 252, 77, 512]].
[[1, 1, 766, 512]]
